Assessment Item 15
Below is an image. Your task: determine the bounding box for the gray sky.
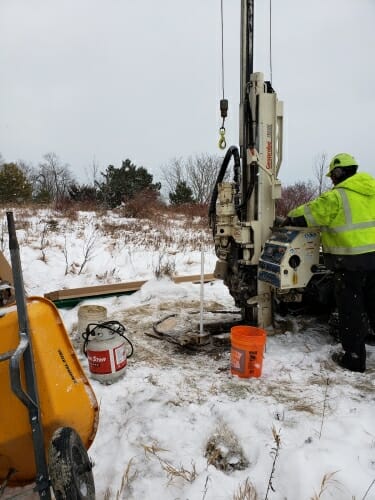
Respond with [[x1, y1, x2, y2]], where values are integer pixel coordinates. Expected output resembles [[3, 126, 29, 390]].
[[1, 0, 374, 186]]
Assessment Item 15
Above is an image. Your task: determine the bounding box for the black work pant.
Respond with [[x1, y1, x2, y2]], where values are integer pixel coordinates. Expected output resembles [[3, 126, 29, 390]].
[[334, 269, 375, 366]]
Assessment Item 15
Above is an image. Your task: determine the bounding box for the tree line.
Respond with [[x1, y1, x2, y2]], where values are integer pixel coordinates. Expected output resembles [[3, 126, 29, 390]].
[[0, 152, 223, 208], [0, 151, 329, 214]]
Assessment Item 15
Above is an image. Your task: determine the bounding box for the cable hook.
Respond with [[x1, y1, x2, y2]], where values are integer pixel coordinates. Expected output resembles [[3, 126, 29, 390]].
[[218, 127, 226, 150], [218, 98, 228, 150]]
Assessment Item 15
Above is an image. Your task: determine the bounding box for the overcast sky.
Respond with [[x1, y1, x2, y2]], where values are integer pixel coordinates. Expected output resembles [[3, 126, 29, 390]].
[[1, 0, 374, 186]]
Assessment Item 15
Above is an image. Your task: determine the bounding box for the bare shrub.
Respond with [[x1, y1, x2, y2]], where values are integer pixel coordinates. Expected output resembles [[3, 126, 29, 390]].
[[61, 204, 79, 222], [168, 202, 209, 221], [121, 189, 165, 219], [153, 254, 176, 279], [78, 229, 98, 275], [39, 222, 49, 262]]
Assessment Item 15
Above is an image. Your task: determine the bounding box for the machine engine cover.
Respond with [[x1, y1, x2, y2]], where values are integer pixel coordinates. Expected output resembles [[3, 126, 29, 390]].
[[258, 227, 320, 289]]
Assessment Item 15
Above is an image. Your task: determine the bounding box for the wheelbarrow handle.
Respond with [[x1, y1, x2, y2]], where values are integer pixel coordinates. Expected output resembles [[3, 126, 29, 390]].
[[6, 211, 52, 500], [9, 332, 37, 410], [0, 349, 16, 362]]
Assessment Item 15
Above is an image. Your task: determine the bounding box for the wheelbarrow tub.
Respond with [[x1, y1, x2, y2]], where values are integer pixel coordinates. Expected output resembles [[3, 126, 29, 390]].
[[0, 297, 99, 486]]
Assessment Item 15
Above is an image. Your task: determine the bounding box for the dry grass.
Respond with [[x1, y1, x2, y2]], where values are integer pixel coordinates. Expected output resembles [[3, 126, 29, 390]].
[[103, 458, 138, 499], [99, 211, 211, 252], [2, 203, 212, 256], [142, 442, 197, 485], [233, 478, 258, 500], [264, 426, 281, 500], [310, 471, 341, 499]]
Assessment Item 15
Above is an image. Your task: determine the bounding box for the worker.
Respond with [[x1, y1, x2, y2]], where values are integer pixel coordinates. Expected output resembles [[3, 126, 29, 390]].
[[284, 153, 375, 373]]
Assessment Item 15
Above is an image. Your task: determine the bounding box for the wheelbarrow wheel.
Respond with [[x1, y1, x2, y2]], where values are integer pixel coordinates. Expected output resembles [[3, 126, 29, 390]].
[[48, 427, 95, 500]]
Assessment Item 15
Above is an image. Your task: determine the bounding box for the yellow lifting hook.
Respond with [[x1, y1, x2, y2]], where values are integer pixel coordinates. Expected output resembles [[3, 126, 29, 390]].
[[218, 127, 226, 150]]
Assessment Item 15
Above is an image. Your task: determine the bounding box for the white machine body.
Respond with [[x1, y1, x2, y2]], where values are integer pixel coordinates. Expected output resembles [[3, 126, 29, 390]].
[[86, 327, 127, 384], [258, 227, 321, 290]]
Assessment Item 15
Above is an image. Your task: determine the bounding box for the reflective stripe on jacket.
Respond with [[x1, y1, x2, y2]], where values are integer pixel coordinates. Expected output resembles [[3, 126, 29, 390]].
[[288, 172, 375, 255]]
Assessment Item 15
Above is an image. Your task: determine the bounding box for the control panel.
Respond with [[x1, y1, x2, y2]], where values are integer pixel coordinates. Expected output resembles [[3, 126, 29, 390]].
[[258, 227, 320, 289]]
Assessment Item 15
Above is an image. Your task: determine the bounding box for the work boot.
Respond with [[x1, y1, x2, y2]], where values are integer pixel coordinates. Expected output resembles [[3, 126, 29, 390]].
[[365, 333, 375, 346], [331, 352, 365, 373]]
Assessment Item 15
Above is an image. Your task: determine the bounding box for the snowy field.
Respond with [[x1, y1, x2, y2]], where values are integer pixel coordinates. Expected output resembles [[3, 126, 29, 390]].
[[2, 208, 375, 500]]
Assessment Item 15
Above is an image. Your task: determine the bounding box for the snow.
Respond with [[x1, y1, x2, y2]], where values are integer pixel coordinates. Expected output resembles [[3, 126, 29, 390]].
[[2, 209, 375, 500]]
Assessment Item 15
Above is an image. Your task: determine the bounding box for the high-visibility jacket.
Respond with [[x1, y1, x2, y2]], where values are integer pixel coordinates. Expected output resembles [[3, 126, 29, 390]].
[[288, 172, 375, 256]]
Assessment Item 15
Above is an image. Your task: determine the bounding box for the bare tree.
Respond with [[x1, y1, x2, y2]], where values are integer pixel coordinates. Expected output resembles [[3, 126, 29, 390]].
[[276, 180, 317, 217], [35, 152, 75, 203], [84, 157, 100, 186], [160, 157, 187, 195], [17, 159, 34, 178], [313, 153, 330, 195], [161, 153, 223, 204], [186, 154, 222, 204]]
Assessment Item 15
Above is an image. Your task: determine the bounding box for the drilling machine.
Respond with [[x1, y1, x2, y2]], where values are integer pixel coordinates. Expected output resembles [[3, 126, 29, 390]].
[[209, 0, 332, 329]]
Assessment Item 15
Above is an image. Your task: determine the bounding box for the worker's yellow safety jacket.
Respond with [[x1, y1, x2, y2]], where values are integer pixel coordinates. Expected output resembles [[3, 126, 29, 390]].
[[288, 172, 375, 256]]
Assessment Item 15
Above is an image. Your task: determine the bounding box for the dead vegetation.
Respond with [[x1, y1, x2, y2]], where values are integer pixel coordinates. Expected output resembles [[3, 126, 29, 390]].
[[2, 204, 212, 256], [310, 471, 341, 499], [205, 421, 249, 472], [103, 458, 138, 500], [2, 206, 372, 500], [233, 478, 258, 500], [142, 442, 197, 484], [264, 426, 281, 499]]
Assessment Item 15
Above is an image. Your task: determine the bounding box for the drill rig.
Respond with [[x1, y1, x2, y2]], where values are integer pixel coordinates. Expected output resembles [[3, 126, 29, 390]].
[[209, 0, 330, 329]]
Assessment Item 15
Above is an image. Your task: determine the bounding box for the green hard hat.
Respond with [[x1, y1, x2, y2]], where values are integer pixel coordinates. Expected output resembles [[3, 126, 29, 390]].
[[326, 153, 358, 177]]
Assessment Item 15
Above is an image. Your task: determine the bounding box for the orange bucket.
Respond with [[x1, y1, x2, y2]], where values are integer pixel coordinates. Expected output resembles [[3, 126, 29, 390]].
[[230, 325, 267, 378]]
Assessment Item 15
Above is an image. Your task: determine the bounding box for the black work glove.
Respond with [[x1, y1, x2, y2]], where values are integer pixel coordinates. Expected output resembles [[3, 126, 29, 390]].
[[274, 216, 289, 227], [280, 216, 292, 227]]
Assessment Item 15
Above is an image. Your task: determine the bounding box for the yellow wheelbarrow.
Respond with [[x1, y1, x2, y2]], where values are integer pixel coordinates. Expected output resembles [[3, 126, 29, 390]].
[[0, 212, 99, 499]]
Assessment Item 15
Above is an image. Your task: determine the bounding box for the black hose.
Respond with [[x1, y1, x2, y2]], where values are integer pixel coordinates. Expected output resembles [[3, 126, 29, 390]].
[[82, 320, 134, 358]]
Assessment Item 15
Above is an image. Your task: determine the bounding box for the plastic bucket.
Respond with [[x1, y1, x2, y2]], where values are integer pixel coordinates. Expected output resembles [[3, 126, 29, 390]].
[[77, 305, 107, 335], [230, 325, 267, 378]]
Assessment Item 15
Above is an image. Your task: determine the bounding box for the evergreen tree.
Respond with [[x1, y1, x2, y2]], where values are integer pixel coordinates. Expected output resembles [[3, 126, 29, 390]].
[[0, 163, 32, 203], [96, 159, 161, 208], [169, 181, 194, 205], [68, 183, 98, 203]]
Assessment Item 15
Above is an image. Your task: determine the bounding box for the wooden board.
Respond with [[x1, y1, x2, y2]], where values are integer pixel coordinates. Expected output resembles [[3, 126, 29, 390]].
[[44, 274, 215, 301]]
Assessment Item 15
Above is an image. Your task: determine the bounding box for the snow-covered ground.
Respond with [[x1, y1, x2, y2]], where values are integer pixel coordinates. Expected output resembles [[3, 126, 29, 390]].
[[2, 209, 375, 500]]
